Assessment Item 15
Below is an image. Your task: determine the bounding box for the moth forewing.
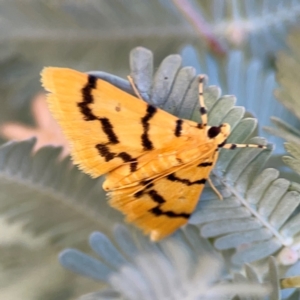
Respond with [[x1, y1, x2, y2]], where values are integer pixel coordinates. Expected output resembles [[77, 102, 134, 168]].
[[41, 67, 267, 241]]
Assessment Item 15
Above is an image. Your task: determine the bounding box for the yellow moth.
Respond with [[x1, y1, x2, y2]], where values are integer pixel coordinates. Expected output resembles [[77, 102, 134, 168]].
[[41, 68, 266, 241]]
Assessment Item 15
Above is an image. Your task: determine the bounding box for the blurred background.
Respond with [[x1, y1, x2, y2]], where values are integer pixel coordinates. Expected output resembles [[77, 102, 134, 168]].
[[1, 1, 300, 299]]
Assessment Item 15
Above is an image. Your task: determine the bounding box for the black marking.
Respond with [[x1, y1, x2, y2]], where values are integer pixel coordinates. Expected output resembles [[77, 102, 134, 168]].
[[96, 144, 115, 162], [79, 76, 120, 145], [141, 179, 154, 189], [175, 119, 183, 137], [148, 190, 165, 204], [200, 107, 207, 115], [190, 178, 207, 185], [147, 183, 154, 189], [96, 145, 137, 165], [198, 162, 213, 167], [176, 158, 183, 164], [141, 104, 157, 150], [132, 188, 191, 219], [197, 123, 204, 129], [141, 179, 152, 185], [134, 190, 144, 198], [117, 152, 136, 164], [77, 102, 97, 121], [78, 75, 98, 121], [230, 144, 237, 149], [218, 139, 227, 148], [141, 132, 152, 150], [208, 126, 221, 139], [167, 173, 206, 186], [149, 206, 190, 219], [118, 152, 133, 162], [99, 118, 119, 144], [258, 145, 264, 148], [129, 160, 138, 173]]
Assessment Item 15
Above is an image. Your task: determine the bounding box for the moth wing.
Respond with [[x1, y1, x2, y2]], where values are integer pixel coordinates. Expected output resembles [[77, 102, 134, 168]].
[[109, 153, 217, 241], [41, 67, 198, 178]]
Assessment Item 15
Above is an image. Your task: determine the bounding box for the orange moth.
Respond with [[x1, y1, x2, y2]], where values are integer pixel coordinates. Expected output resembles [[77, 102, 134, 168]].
[[41, 68, 266, 241]]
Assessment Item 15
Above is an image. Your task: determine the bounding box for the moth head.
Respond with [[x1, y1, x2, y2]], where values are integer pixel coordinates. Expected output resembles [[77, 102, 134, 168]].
[[207, 123, 231, 145]]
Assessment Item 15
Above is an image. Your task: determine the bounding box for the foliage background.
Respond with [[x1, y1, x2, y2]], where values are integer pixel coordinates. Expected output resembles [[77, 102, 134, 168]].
[[1, 1, 300, 299]]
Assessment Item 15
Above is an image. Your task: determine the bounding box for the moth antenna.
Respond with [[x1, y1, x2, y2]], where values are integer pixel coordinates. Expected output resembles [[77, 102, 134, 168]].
[[222, 143, 267, 150], [127, 75, 143, 100], [198, 75, 207, 127]]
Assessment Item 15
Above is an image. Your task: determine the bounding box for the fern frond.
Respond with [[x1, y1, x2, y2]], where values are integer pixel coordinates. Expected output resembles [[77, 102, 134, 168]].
[[89, 48, 300, 268], [264, 29, 300, 174], [236, 257, 300, 299], [0, 0, 193, 75], [0, 138, 122, 247], [2, 47, 297, 274], [113, 48, 300, 266], [265, 29, 300, 131], [118, 42, 300, 265], [190, 163, 300, 265], [60, 226, 271, 299], [233, 258, 279, 300], [0, 0, 198, 113], [281, 259, 300, 298], [180, 45, 300, 153], [179, 0, 300, 59], [2, 0, 299, 115], [2, 0, 299, 69], [282, 142, 300, 176]]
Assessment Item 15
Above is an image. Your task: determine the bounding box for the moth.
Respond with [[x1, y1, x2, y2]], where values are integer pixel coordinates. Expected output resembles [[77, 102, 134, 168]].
[[41, 68, 266, 241]]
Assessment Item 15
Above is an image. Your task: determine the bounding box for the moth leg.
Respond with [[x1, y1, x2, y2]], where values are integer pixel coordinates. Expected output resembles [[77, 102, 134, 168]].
[[222, 143, 267, 150], [198, 75, 207, 127], [127, 75, 143, 100], [207, 176, 223, 200]]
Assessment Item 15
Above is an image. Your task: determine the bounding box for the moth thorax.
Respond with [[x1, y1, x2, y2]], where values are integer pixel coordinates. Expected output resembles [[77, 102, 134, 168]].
[[207, 123, 231, 145]]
